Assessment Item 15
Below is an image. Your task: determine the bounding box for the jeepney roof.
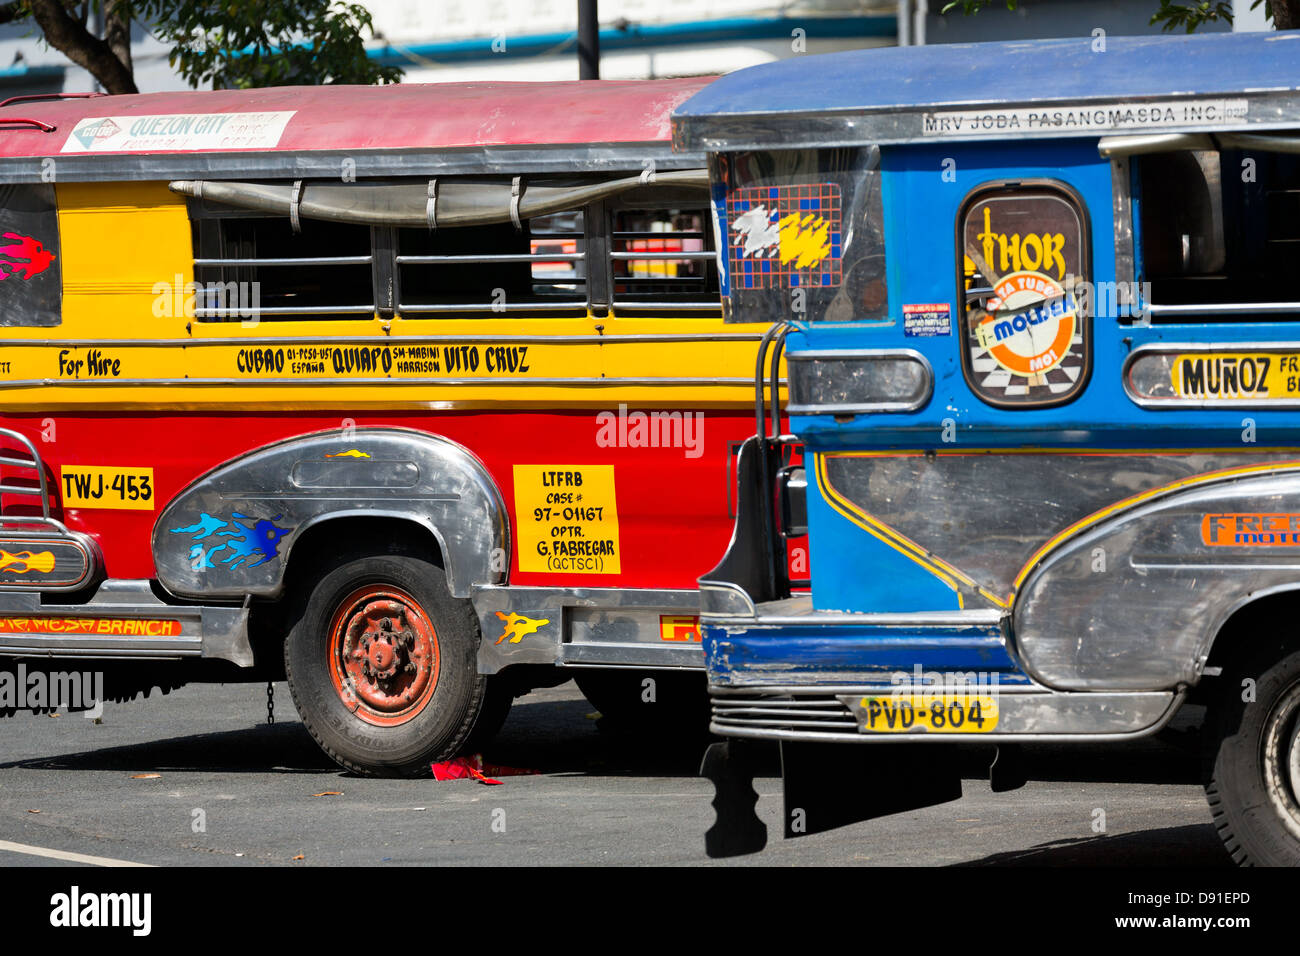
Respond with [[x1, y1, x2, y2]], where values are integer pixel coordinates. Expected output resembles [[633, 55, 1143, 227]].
[[0, 77, 714, 183], [672, 30, 1300, 152]]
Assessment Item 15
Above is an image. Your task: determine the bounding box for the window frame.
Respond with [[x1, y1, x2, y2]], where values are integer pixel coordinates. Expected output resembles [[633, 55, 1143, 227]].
[[954, 178, 1093, 410], [187, 179, 721, 323]]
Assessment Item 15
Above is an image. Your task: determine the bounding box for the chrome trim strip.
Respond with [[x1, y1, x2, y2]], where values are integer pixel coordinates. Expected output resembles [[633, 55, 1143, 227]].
[[396, 302, 586, 313], [674, 90, 1300, 152], [1144, 302, 1300, 315], [785, 348, 933, 416], [1098, 132, 1215, 157], [471, 584, 698, 608], [708, 723, 1180, 745], [0, 376, 762, 389], [704, 608, 1006, 627], [1124, 340, 1300, 408], [607, 251, 715, 260], [396, 253, 586, 264], [195, 305, 375, 317], [195, 256, 374, 267], [0, 143, 706, 185], [0, 333, 762, 347], [603, 301, 723, 310], [1110, 155, 1139, 325], [559, 643, 701, 667], [1219, 131, 1300, 154], [0, 635, 202, 657], [1102, 131, 1300, 157], [699, 582, 756, 617]]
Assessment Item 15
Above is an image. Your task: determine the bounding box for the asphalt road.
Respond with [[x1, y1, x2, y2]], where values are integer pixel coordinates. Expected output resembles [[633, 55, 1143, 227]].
[[0, 680, 1231, 866]]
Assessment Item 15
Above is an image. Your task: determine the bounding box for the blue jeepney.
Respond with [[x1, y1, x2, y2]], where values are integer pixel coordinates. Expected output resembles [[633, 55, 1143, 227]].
[[673, 30, 1300, 865]]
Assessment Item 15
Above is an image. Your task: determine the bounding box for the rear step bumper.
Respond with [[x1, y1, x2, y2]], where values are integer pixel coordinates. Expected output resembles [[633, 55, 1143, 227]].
[[709, 683, 1184, 743], [0, 580, 251, 666]]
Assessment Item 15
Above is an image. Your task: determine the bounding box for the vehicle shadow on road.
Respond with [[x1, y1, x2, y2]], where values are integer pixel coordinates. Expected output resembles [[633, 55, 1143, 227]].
[[0, 696, 1209, 785], [0, 721, 337, 774], [479, 695, 719, 778], [955, 824, 1231, 866], [0, 695, 717, 777]]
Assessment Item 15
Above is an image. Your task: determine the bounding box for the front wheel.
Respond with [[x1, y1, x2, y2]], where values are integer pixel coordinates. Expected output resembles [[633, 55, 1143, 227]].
[[1205, 645, 1300, 865], [284, 552, 485, 776]]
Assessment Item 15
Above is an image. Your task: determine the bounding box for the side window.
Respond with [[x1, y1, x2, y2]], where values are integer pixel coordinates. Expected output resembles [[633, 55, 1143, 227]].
[[397, 209, 588, 318], [958, 182, 1091, 408], [192, 213, 373, 320], [0, 183, 61, 327], [1137, 148, 1300, 316], [609, 202, 719, 316], [714, 146, 886, 324], [186, 178, 720, 321]]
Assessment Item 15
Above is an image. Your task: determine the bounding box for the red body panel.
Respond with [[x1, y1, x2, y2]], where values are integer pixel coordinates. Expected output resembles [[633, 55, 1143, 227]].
[[0, 411, 752, 589]]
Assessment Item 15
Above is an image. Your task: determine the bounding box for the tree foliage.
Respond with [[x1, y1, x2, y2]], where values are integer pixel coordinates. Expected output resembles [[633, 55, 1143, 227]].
[[0, 0, 400, 94], [941, 0, 1299, 33]]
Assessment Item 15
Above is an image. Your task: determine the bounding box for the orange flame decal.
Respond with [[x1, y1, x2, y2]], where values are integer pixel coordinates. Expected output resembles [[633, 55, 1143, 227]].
[[494, 611, 550, 645]]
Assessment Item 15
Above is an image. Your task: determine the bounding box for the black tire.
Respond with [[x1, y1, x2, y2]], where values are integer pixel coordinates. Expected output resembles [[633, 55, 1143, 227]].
[[574, 669, 708, 728], [284, 552, 485, 777], [458, 674, 515, 754], [1204, 645, 1300, 865]]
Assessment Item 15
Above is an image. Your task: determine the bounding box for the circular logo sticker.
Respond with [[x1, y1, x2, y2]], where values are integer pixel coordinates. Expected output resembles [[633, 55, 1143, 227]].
[[974, 271, 1077, 377]]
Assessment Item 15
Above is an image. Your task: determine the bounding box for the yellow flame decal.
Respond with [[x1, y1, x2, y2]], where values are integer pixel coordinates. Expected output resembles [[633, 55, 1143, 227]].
[[0, 550, 55, 574], [779, 212, 832, 270], [325, 450, 371, 459]]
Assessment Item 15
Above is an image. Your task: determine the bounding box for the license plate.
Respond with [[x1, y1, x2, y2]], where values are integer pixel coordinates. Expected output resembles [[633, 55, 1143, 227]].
[[60, 465, 155, 510], [854, 694, 999, 734]]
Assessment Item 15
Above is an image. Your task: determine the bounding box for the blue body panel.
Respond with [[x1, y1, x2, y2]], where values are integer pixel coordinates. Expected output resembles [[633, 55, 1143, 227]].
[[705, 623, 1029, 687]]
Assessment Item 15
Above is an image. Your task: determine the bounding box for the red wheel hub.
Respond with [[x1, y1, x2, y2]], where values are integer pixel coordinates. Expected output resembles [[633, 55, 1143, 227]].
[[327, 586, 440, 727]]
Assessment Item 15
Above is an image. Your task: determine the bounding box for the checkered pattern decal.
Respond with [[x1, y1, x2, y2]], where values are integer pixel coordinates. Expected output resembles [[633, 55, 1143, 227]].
[[726, 183, 842, 290], [967, 327, 1086, 400]]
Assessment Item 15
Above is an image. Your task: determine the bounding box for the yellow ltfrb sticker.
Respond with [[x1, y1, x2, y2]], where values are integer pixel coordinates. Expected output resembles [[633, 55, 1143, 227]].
[[60, 466, 155, 510], [513, 465, 621, 575], [1171, 352, 1300, 400], [857, 694, 1000, 734]]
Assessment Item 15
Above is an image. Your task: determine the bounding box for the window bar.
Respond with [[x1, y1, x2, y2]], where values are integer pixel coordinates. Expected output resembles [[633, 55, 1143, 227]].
[[194, 256, 373, 267]]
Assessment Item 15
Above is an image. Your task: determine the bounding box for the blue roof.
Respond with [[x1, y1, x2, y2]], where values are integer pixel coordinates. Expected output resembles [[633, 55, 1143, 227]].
[[673, 30, 1300, 150]]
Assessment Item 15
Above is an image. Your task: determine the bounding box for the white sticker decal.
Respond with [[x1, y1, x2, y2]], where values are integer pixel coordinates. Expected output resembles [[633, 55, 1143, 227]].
[[61, 111, 296, 153]]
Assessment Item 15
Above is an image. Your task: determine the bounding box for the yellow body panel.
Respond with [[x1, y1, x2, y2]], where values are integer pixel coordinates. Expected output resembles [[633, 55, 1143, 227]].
[[0, 182, 774, 411]]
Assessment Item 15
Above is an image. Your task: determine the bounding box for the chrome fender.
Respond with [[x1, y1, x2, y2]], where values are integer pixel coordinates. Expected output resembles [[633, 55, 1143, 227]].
[[152, 427, 508, 600], [1013, 466, 1300, 691]]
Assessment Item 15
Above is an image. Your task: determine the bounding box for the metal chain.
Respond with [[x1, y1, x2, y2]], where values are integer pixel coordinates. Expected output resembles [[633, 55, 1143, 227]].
[[266, 681, 274, 725]]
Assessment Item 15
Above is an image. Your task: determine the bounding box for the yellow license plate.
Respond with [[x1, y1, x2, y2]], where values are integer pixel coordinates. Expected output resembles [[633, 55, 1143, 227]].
[[60, 466, 155, 510], [857, 694, 999, 734]]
